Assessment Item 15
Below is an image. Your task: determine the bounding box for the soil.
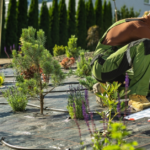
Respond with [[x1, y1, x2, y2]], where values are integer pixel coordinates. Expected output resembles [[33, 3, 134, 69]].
[[0, 52, 95, 70], [1, 68, 150, 149]]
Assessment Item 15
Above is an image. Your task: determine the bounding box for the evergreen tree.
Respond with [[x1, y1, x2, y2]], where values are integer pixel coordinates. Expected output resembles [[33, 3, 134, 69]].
[[39, 1, 51, 51], [95, 0, 103, 37], [120, 5, 129, 19], [16, 0, 27, 47], [28, 0, 38, 31], [102, 0, 109, 34], [113, 5, 140, 23], [5, 0, 17, 55], [129, 7, 140, 18], [86, 0, 95, 31], [1, 0, 5, 57], [67, 0, 76, 39], [76, 0, 86, 49], [59, 0, 67, 46], [49, 0, 59, 55], [107, 1, 112, 28]]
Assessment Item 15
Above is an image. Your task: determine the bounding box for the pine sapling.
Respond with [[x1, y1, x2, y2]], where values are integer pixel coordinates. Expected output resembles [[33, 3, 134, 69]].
[[12, 27, 66, 115]]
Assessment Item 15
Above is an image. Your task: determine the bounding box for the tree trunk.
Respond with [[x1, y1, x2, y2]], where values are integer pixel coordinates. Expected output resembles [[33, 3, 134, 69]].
[[113, 0, 118, 22], [0, 0, 3, 56], [40, 93, 44, 115]]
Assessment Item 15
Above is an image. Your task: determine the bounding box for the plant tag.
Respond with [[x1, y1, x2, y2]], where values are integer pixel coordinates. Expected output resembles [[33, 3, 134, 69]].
[[124, 108, 150, 120]]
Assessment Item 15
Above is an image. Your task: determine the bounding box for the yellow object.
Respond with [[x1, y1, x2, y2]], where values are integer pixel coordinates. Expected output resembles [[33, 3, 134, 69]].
[[98, 82, 106, 94], [0, 76, 4, 86], [142, 11, 150, 17], [128, 95, 150, 111]]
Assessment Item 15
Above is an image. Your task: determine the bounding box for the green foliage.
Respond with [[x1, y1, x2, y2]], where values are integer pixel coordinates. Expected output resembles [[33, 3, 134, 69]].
[[12, 27, 66, 114], [16, 0, 28, 47], [3, 86, 28, 112], [49, 0, 59, 54], [107, 1, 113, 28], [92, 122, 143, 150], [16, 75, 24, 83], [39, 1, 51, 51], [53, 44, 65, 56], [113, 5, 141, 22], [94, 0, 103, 37], [78, 76, 97, 91], [85, 0, 95, 31], [67, 0, 76, 40], [86, 25, 100, 51], [65, 35, 82, 58], [59, 0, 68, 46], [67, 85, 87, 119], [102, 0, 110, 34], [76, 0, 86, 49], [5, 0, 17, 54], [75, 52, 92, 77], [0, 0, 5, 57], [95, 82, 130, 128], [28, 0, 38, 31]]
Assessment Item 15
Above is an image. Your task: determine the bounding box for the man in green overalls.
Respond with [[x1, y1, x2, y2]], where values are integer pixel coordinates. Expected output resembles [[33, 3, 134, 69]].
[[91, 14, 150, 111]]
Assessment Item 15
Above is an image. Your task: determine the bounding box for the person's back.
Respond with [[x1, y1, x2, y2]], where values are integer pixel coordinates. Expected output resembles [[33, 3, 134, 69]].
[[91, 14, 150, 112], [102, 15, 150, 46]]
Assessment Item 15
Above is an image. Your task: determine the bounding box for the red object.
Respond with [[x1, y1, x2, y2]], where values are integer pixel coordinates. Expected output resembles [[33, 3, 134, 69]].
[[148, 119, 150, 122], [128, 118, 135, 121], [60, 57, 75, 69]]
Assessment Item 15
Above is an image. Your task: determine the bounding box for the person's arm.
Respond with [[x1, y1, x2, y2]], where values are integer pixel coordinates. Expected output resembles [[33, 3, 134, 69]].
[[131, 26, 150, 40]]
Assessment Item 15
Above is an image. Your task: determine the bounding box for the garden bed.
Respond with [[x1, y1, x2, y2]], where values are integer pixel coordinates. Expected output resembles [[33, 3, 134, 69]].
[[1, 66, 150, 150]]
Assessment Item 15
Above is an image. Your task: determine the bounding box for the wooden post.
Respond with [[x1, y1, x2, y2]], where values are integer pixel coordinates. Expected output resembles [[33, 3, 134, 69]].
[[0, 0, 3, 57], [113, 0, 118, 22]]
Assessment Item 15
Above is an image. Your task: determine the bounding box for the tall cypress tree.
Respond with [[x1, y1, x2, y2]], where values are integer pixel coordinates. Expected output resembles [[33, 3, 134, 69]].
[[95, 0, 103, 37], [16, 0, 27, 47], [5, 0, 17, 54], [39, 1, 51, 51], [102, 0, 109, 34], [1, 0, 5, 57], [76, 0, 86, 49], [28, 0, 38, 31], [67, 0, 76, 39], [86, 0, 95, 31], [49, 0, 59, 55], [107, 1, 112, 28], [59, 0, 67, 46]]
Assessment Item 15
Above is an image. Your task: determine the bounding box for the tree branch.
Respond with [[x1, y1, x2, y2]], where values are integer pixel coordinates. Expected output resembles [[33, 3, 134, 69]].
[[43, 86, 56, 97]]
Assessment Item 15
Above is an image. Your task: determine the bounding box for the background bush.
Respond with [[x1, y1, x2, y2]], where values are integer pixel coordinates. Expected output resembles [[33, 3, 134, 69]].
[[53, 44, 65, 56]]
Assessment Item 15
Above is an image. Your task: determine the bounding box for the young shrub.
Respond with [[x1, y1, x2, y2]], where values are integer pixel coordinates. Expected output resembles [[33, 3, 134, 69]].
[[3, 86, 28, 112], [75, 52, 92, 77], [16, 75, 24, 83], [72, 94, 142, 150], [78, 76, 97, 91], [53, 45, 66, 56], [60, 57, 75, 69], [92, 122, 142, 150], [96, 82, 130, 128], [86, 25, 100, 51], [65, 35, 82, 58], [67, 85, 88, 119], [12, 27, 67, 114]]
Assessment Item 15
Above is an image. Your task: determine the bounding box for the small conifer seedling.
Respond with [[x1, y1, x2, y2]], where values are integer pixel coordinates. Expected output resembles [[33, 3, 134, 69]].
[[12, 27, 66, 114]]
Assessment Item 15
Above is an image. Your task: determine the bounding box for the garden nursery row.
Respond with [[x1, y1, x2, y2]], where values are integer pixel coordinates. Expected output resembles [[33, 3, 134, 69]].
[[0, 27, 150, 150]]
